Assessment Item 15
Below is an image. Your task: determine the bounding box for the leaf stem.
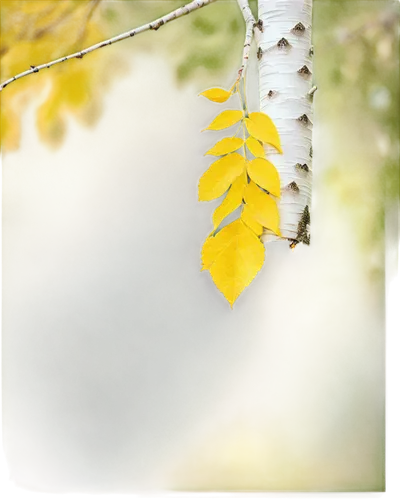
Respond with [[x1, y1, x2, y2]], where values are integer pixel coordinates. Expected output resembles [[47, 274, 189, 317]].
[[232, 122, 243, 138], [243, 73, 249, 114], [238, 86, 247, 160]]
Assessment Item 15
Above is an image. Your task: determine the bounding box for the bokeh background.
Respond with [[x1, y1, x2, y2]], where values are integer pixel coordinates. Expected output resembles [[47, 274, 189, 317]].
[[1, 0, 398, 492]]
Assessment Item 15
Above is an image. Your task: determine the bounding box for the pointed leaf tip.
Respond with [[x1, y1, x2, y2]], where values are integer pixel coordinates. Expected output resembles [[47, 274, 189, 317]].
[[205, 137, 244, 156], [244, 181, 280, 235], [206, 219, 265, 306], [200, 87, 232, 103], [198, 152, 246, 201], [247, 158, 281, 198], [245, 112, 282, 154], [204, 110, 243, 131]]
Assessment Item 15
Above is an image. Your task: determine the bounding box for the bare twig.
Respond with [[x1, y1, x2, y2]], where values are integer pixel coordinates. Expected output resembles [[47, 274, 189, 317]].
[[236, 0, 256, 80], [0, 0, 217, 92], [307, 85, 317, 97]]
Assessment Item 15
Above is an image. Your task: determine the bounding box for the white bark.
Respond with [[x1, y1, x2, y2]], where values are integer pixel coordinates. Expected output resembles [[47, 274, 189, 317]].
[[258, 0, 313, 244]]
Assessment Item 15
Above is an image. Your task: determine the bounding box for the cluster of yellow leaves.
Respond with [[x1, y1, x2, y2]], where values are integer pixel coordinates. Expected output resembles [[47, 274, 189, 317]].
[[0, 0, 123, 152], [199, 86, 282, 307]]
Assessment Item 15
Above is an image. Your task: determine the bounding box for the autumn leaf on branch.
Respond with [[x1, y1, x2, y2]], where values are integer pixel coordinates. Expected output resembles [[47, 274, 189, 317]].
[[201, 219, 265, 308], [199, 83, 282, 306]]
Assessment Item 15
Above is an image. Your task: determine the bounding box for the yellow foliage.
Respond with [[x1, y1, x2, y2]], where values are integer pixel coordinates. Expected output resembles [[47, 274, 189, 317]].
[[198, 152, 246, 201], [205, 137, 244, 156], [207, 220, 265, 307], [245, 136, 265, 158], [244, 182, 280, 235], [204, 110, 243, 131], [241, 205, 263, 236], [0, 0, 120, 151], [199, 83, 283, 305], [247, 158, 281, 198], [37, 99, 66, 146], [0, 86, 22, 151], [200, 87, 232, 103], [245, 112, 282, 153], [21, 0, 59, 17], [212, 173, 246, 229]]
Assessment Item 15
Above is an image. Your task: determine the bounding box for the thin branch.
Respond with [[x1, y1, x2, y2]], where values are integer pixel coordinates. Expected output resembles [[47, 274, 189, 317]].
[[0, 0, 217, 92], [236, 0, 256, 80]]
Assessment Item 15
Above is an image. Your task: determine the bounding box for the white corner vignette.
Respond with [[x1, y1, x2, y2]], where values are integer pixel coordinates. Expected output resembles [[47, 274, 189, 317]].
[[0, 0, 312, 248]]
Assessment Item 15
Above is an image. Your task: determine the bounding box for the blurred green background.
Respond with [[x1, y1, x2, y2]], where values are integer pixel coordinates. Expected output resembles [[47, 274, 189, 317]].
[[1, 0, 397, 493]]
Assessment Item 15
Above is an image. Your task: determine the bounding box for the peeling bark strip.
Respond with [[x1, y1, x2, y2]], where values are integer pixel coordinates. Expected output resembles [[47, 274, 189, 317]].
[[0, 0, 217, 91], [258, 0, 313, 243]]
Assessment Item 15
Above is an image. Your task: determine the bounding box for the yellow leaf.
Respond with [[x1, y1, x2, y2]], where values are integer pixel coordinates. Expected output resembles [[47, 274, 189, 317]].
[[204, 110, 243, 131], [0, 1, 112, 152], [201, 237, 217, 271], [205, 137, 244, 156], [245, 136, 265, 158], [207, 219, 265, 307], [200, 87, 232, 103], [241, 205, 263, 236], [212, 173, 246, 229], [244, 181, 280, 235], [247, 158, 281, 198], [198, 153, 245, 201], [244, 112, 282, 153]]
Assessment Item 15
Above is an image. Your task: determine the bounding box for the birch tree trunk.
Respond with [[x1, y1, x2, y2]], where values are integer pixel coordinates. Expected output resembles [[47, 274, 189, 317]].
[[0, 0, 315, 250], [258, 0, 313, 245]]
